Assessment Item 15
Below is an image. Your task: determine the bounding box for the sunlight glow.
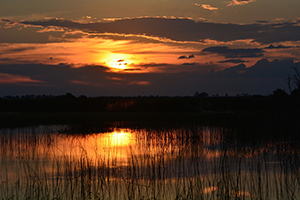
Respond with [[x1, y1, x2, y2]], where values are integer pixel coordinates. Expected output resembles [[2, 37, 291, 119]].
[[107, 131, 133, 147], [48, 129, 136, 164], [104, 53, 134, 71]]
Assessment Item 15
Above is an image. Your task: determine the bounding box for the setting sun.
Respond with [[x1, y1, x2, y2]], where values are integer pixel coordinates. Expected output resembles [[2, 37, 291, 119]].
[[104, 53, 134, 71], [109, 59, 128, 70]]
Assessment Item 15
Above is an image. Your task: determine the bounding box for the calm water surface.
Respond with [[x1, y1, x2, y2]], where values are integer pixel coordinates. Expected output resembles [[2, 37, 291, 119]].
[[1, 124, 299, 199]]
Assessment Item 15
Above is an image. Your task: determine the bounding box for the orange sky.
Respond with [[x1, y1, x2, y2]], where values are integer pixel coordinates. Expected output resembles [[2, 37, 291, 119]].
[[0, 1, 299, 96]]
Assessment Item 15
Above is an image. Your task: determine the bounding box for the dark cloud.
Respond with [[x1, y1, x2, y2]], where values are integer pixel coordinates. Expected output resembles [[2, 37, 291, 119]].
[[5, 47, 36, 53], [0, 63, 108, 85], [18, 18, 300, 44], [214, 59, 295, 78], [244, 59, 295, 78], [264, 44, 292, 49], [182, 62, 196, 66], [0, 20, 65, 43], [221, 64, 246, 76], [0, 58, 13, 62], [0, 59, 297, 96], [217, 59, 248, 64], [178, 54, 195, 59], [201, 46, 264, 58], [178, 55, 188, 59], [0, 19, 12, 23], [255, 20, 270, 24], [135, 63, 173, 68], [238, 0, 252, 2]]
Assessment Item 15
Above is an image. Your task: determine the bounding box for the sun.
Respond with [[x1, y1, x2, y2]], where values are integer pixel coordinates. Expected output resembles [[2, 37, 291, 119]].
[[104, 53, 134, 71], [109, 59, 128, 70]]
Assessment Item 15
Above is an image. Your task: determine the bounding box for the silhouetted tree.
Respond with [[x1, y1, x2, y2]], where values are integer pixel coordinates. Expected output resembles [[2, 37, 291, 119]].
[[64, 93, 76, 98], [79, 95, 88, 99], [194, 92, 208, 97], [272, 88, 288, 97], [291, 88, 300, 97], [287, 64, 300, 96], [292, 65, 300, 90], [285, 75, 292, 94], [242, 93, 250, 97]]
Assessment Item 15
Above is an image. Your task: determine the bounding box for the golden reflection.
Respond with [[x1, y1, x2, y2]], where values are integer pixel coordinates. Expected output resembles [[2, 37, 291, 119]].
[[2, 125, 298, 200], [203, 186, 252, 198], [203, 186, 218, 194], [42, 129, 138, 167], [101, 130, 133, 147]]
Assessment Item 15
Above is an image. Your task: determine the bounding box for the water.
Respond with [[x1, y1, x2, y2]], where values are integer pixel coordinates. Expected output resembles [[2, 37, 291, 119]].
[[1, 124, 300, 199]]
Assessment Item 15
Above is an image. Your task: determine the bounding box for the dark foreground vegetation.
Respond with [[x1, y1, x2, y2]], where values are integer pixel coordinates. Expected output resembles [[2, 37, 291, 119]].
[[1, 95, 300, 199], [1, 93, 300, 113], [0, 95, 299, 140], [1, 110, 300, 199]]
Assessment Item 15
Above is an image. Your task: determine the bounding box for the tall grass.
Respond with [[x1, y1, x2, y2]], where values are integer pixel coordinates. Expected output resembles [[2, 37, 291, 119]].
[[0, 125, 299, 200]]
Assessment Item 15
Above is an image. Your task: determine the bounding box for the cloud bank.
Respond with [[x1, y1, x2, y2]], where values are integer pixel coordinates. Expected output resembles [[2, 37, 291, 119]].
[[1, 17, 300, 96], [0, 59, 297, 96], [201, 46, 264, 58], [18, 18, 300, 44]]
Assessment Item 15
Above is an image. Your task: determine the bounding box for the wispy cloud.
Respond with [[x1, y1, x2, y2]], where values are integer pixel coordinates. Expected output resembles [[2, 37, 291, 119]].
[[70, 80, 100, 86], [195, 3, 219, 10], [272, 18, 285, 22], [0, 73, 43, 84], [129, 81, 151, 85], [36, 26, 65, 33], [106, 76, 123, 81], [227, 0, 256, 6]]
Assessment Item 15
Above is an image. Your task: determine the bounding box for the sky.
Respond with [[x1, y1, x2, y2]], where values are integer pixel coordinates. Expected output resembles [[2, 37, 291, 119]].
[[0, 0, 300, 96]]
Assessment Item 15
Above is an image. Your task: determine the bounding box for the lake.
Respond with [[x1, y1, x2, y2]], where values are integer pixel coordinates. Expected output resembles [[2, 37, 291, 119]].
[[0, 113, 300, 199]]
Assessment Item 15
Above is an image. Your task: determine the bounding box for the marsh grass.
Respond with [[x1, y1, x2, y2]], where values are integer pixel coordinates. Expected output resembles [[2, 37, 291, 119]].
[[0, 125, 300, 200]]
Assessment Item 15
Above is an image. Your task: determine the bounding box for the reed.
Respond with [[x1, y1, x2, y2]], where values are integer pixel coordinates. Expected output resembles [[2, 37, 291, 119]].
[[0, 124, 299, 200]]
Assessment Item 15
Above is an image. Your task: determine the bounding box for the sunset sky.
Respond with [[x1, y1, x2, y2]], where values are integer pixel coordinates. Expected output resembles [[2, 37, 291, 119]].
[[0, 0, 300, 96]]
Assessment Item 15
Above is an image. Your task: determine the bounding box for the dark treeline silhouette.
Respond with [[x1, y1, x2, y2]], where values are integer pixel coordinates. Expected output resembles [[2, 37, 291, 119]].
[[0, 92, 300, 113]]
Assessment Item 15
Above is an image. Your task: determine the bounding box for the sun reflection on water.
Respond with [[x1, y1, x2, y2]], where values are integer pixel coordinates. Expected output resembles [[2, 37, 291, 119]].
[[100, 130, 134, 147], [1, 126, 300, 199], [61, 129, 137, 164]]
